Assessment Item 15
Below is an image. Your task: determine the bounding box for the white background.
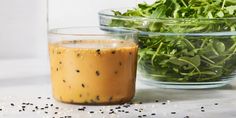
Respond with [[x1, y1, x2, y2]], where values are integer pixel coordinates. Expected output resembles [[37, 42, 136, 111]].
[[0, 0, 155, 79]]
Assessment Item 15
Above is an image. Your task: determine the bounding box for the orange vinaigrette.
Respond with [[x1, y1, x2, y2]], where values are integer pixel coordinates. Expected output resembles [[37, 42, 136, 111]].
[[49, 40, 138, 104]]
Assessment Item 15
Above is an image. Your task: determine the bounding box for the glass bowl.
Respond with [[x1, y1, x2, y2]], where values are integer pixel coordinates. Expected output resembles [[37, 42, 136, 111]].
[[99, 9, 236, 89]]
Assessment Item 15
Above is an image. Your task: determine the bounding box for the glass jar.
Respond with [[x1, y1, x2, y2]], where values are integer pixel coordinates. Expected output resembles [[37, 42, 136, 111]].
[[48, 27, 138, 104]]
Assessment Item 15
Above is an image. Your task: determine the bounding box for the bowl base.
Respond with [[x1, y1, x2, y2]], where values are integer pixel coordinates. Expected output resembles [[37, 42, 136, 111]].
[[139, 77, 231, 89]]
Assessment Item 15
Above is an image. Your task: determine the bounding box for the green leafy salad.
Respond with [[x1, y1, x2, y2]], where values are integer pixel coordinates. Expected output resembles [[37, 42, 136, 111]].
[[109, 0, 236, 82]]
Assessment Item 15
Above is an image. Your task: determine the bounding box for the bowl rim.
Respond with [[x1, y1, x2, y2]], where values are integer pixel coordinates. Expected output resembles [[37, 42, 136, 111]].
[[99, 8, 236, 21]]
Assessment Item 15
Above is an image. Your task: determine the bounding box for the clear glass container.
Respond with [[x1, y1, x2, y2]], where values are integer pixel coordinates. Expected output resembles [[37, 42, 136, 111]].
[[48, 27, 138, 104], [99, 9, 236, 89]]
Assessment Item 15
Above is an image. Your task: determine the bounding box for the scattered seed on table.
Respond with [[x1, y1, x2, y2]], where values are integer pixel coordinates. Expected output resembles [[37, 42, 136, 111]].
[[184, 116, 190, 118], [111, 51, 116, 54], [45, 111, 48, 114], [155, 100, 159, 102], [32, 110, 35, 112], [151, 113, 156, 115], [125, 111, 129, 113], [54, 112, 58, 114], [89, 111, 94, 114], [55, 107, 59, 109], [214, 103, 218, 105], [201, 107, 204, 109], [142, 115, 147, 117], [50, 104, 54, 107], [47, 97, 50, 99], [138, 116, 142, 118], [10, 103, 14, 106], [162, 102, 166, 105], [171, 112, 176, 114], [201, 110, 205, 112]]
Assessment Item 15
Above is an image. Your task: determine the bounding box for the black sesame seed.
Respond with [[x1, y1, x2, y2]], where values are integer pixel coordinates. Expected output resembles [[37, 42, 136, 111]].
[[142, 115, 147, 117], [125, 111, 129, 113], [171, 112, 176, 114], [139, 101, 143, 104], [81, 84, 85, 88], [55, 107, 59, 109], [119, 62, 122, 66], [0, 109, 2, 111], [10, 103, 14, 106], [96, 49, 101, 55], [54, 112, 58, 114], [72, 40, 77, 44], [45, 111, 48, 114], [76, 70, 80, 73], [101, 111, 104, 114], [37, 97, 42, 99], [45, 106, 49, 109], [111, 51, 116, 54], [90, 99, 96, 103], [134, 109, 138, 111], [30, 103, 33, 105], [162, 102, 166, 105], [22, 106, 26, 108], [35, 106, 38, 109], [41, 108, 44, 110], [50, 104, 54, 107], [19, 110, 22, 112], [115, 106, 121, 109], [47, 97, 50, 99], [96, 71, 100, 76], [201, 109, 205, 112], [155, 100, 159, 102], [151, 113, 156, 115], [109, 96, 113, 101], [22, 108, 25, 111], [96, 96, 100, 101], [184, 116, 190, 118], [89, 111, 94, 113], [138, 116, 142, 118], [32, 110, 35, 112], [201, 106, 204, 109], [214, 103, 218, 105]]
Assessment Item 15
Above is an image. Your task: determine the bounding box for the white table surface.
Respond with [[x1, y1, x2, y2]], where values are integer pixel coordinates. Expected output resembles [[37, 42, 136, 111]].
[[0, 75, 236, 118]]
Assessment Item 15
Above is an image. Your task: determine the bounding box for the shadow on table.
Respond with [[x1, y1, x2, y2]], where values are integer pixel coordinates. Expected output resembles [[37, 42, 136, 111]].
[[133, 84, 236, 103]]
